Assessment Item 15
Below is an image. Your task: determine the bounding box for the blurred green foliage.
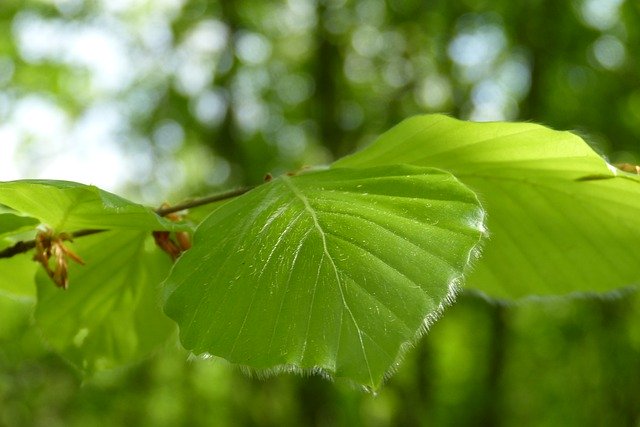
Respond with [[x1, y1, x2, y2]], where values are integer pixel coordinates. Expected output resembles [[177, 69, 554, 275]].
[[2, 293, 639, 426], [2, 0, 639, 198], [1, 0, 639, 425]]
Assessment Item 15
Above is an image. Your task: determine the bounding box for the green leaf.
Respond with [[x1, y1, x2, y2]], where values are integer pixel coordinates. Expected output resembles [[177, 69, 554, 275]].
[[0, 250, 37, 341], [0, 212, 39, 238], [163, 165, 485, 389], [0, 179, 186, 231], [335, 114, 640, 298], [35, 231, 176, 373]]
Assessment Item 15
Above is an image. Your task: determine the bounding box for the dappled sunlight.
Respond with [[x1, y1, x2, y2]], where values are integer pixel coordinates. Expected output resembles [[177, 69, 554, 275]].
[[0, 1, 639, 423], [3, 0, 638, 197]]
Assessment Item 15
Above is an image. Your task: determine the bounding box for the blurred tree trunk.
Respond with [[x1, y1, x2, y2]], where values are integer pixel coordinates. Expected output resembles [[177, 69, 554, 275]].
[[313, 1, 343, 160], [215, 1, 245, 173], [481, 303, 508, 427]]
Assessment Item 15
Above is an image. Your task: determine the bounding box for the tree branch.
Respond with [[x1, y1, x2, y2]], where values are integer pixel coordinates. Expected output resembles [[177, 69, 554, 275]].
[[0, 186, 252, 259], [155, 186, 251, 215]]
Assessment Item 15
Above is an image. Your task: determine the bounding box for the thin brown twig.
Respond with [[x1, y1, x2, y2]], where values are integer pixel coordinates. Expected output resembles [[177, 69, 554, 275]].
[[0, 186, 253, 259], [155, 186, 251, 216]]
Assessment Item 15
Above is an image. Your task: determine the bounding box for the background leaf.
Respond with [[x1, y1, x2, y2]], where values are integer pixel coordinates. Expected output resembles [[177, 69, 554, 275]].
[[0, 250, 37, 341], [0, 213, 39, 238], [35, 231, 176, 373], [335, 115, 640, 298], [0, 180, 186, 232], [164, 165, 485, 389]]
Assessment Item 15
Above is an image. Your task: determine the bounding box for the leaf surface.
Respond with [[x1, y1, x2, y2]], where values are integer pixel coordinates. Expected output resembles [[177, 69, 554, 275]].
[[0, 180, 185, 231], [35, 231, 175, 372], [164, 165, 485, 389], [335, 115, 640, 298], [0, 213, 39, 238], [0, 250, 37, 341]]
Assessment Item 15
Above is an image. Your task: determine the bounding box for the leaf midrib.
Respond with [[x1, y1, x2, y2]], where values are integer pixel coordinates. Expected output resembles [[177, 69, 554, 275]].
[[281, 175, 375, 385]]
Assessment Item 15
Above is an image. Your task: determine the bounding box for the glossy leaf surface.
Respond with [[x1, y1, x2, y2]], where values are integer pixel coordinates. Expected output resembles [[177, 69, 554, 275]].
[[164, 165, 485, 389], [0, 180, 185, 231], [335, 115, 640, 298]]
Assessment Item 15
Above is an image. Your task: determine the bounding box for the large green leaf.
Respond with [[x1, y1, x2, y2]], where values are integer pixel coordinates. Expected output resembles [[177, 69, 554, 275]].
[[0, 249, 37, 341], [35, 231, 176, 373], [0, 180, 185, 231], [0, 212, 39, 238], [335, 114, 640, 298], [164, 165, 485, 389]]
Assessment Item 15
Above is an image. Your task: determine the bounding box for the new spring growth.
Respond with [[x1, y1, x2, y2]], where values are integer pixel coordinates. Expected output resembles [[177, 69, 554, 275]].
[[33, 228, 85, 290], [152, 204, 192, 261]]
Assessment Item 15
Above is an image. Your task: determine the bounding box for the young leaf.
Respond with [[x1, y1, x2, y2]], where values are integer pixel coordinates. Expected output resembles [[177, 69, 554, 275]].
[[0, 250, 37, 341], [0, 213, 39, 238], [335, 114, 640, 298], [163, 165, 485, 389], [0, 180, 186, 231], [34, 231, 176, 373]]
